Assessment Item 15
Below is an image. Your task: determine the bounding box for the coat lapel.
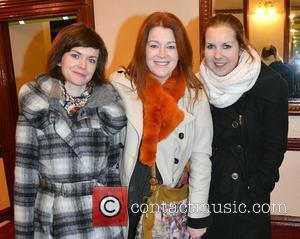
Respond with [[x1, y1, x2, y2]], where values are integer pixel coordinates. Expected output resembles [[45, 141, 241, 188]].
[[177, 88, 196, 125], [53, 117, 81, 157], [49, 81, 82, 158]]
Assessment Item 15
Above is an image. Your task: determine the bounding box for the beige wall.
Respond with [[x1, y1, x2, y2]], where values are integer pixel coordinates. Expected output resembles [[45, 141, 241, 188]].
[[93, 0, 200, 75], [9, 22, 51, 93], [272, 151, 300, 216], [271, 116, 300, 216], [248, 0, 285, 57]]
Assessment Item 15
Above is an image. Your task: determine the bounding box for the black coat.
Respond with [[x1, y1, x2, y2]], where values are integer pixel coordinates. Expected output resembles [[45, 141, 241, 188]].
[[268, 61, 294, 96], [206, 63, 289, 239]]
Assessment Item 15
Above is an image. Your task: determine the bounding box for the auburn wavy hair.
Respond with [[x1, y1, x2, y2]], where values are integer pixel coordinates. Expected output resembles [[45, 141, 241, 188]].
[[126, 12, 201, 107]]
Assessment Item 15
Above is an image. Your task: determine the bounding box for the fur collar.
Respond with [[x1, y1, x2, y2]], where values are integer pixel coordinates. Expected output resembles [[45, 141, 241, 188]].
[[139, 72, 186, 166]]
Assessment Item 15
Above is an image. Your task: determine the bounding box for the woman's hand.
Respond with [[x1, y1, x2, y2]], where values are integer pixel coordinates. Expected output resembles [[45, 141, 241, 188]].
[[187, 226, 207, 239]]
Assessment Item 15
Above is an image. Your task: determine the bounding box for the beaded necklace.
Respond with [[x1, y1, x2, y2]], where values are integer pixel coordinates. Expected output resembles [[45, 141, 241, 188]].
[[60, 83, 93, 116]]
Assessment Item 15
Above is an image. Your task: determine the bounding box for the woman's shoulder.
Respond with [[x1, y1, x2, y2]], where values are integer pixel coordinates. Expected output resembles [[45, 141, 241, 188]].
[[18, 74, 59, 110], [184, 87, 208, 103], [19, 74, 57, 98], [90, 83, 127, 133], [183, 87, 210, 116], [109, 68, 133, 89], [109, 68, 127, 82], [109, 69, 139, 103], [251, 63, 288, 102], [18, 75, 60, 126], [91, 82, 122, 104]]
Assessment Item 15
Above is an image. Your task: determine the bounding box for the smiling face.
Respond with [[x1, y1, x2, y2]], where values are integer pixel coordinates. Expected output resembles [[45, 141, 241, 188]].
[[145, 26, 179, 83], [204, 25, 241, 76], [60, 46, 99, 95]]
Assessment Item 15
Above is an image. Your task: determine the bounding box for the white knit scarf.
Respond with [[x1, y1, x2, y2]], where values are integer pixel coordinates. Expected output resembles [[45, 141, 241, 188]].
[[200, 47, 261, 108]]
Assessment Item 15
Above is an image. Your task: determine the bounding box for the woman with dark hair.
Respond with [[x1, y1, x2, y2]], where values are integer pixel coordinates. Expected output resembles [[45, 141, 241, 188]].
[[14, 23, 127, 238], [110, 12, 213, 239], [199, 14, 288, 239]]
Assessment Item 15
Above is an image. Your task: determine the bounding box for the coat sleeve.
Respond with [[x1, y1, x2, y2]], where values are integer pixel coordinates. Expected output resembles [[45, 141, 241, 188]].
[[248, 78, 288, 199], [187, 90, 213, 228], [106, 127, 126, 186], [105, 86, 127, 186], [97, 84, 127, 136], [14, 114, 39, 238]]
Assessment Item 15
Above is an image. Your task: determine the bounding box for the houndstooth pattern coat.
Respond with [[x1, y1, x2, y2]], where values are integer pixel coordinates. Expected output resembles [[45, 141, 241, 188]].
[[14, 75, 127, 239]]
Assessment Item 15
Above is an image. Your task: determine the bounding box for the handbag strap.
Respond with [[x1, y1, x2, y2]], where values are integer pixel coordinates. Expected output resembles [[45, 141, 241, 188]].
[[149, 163, 189, 195], [149, 165, 159, 195]]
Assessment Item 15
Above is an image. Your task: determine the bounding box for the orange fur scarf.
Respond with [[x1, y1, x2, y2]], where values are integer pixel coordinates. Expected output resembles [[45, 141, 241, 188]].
[[139, 72, 186, 167]]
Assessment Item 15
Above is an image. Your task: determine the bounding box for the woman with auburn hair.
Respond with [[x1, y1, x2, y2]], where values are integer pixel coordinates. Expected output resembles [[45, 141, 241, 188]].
[[110, 12, 213, 239], [199, 14, 288, 239]]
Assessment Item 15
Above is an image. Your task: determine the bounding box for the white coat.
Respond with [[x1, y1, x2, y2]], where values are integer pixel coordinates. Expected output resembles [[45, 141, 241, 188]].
[[110, 70, 213, 220]]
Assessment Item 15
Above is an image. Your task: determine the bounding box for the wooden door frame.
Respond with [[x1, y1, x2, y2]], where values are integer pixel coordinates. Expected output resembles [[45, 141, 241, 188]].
[[0, 0, 94, 221]]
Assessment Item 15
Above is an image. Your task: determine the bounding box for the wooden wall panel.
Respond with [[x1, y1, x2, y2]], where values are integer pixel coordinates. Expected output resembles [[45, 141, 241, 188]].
[[272, 215, 300, 239]]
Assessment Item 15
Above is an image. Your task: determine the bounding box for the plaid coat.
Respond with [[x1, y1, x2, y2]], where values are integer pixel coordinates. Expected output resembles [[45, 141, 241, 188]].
[[14, 75, 127, 239]]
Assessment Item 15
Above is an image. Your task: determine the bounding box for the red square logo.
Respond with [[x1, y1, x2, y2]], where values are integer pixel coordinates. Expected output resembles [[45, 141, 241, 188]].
[[92, 186, 128, 226]]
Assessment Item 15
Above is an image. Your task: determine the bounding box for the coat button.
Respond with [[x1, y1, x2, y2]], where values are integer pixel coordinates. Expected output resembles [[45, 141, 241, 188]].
[[174, 158, 179, 164], [119, 143, 124, 149], [232, 121, 239, 128], [179, 132, 184, 139], [231, 172, 239, 180], [236, 144, 243, 153]]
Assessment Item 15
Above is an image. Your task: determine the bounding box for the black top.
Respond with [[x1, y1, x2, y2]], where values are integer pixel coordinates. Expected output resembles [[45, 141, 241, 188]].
[[269, 61, 294, 96]]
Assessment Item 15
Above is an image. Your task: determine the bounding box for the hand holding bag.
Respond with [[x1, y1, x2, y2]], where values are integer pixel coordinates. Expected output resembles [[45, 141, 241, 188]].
[[135, 165, 190, 239]]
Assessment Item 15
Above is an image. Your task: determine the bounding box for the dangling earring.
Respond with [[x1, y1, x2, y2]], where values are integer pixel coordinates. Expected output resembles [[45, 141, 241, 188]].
[[57, 63, 61, 67]]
